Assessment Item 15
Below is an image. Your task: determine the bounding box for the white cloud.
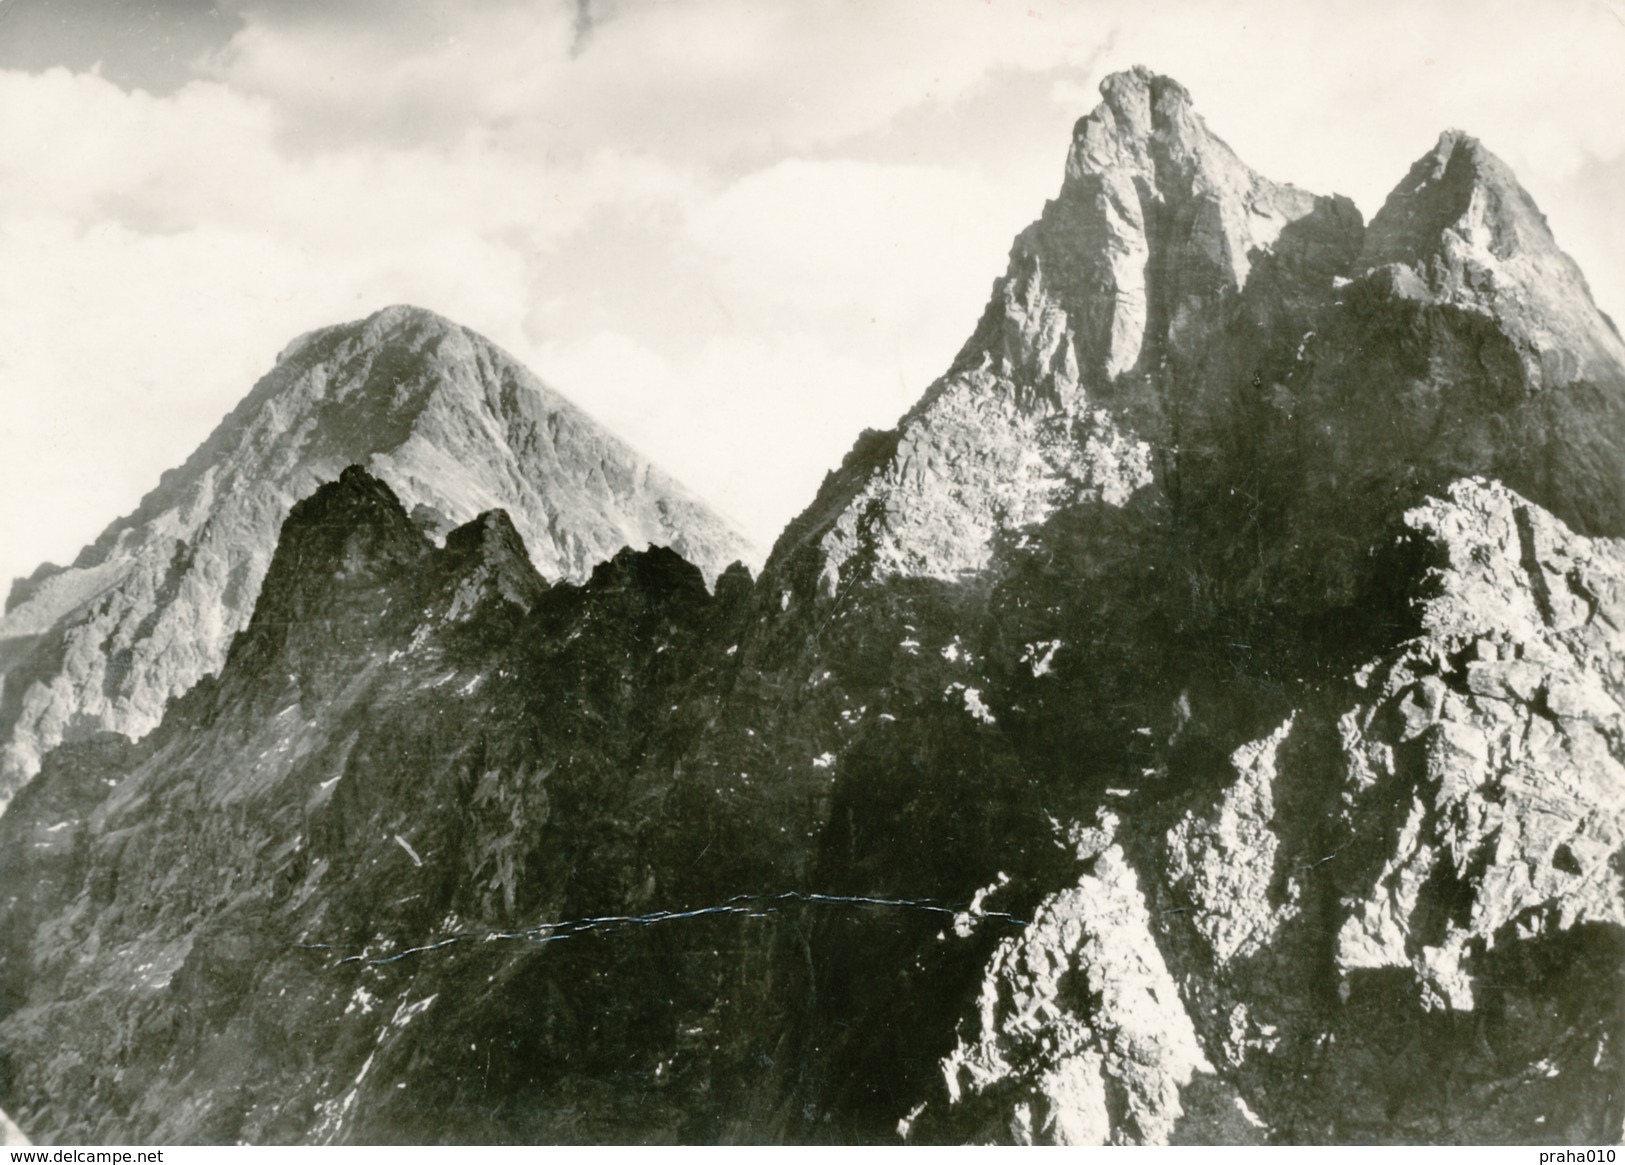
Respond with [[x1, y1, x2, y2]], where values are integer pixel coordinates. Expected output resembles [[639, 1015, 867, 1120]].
[[684, 158, 1020, 352]]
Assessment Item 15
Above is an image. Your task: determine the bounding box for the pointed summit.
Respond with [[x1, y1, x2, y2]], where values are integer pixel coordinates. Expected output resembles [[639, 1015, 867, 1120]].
[[1362, 130, 1557, 270], [1059, 67, 1318, 306], [268, 466, 427, 593], [1066, 66, 1190, 170], [224, 468, 550, 694], [224, 467, 433, 685], [1357, 131, 1625, 388], [0, 306, 754, 802], [1064, 66, 1199, 184], [440, 508, 550, 618], [768, 68, 1331, 587], [768, 67, 1625, 608]]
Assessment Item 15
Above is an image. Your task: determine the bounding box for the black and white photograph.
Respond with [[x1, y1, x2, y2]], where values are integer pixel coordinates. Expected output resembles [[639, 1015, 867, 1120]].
[[0, 0, 1622, 1149]]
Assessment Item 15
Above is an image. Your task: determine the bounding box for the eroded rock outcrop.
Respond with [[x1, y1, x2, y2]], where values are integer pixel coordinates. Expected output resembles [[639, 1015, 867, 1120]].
[[923, 480, 1624, 1143], [935, 825, 1231, 1146]]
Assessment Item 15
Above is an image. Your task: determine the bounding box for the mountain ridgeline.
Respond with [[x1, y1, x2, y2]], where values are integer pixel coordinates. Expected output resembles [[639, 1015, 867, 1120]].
[[0, 306, 756, 805], [1, 68, 1621, 1145]]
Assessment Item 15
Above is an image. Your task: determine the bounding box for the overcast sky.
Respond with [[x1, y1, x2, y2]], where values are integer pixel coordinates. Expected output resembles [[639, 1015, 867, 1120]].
[[2, 0, 1623, 590]]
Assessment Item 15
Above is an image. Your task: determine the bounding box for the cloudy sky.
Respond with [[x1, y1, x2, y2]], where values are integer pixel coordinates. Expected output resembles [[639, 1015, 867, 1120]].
[[1, 0, 1623, 590]]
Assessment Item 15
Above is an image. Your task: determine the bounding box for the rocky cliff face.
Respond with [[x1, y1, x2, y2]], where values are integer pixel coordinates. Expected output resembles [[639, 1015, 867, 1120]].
[[922, 478, 1625, 1143], [0, 306, 755, 805], [0, 69, 1620, 1146]]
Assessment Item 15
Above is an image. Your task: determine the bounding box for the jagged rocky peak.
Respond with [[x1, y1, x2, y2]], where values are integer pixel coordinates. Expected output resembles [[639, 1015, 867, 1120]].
[[443, 505, 531, 563], [219, 467, 436, 689], [1362, 130, 1537, 268], [0, 303, 754, 803], [1, 71, 1622, 1149], [1357, 130, 1625, 387], [770, 67, 1330, 588], [1064, 66, 1205, 183], [1063, 66, 1320, 270], [1061, 65, 1190, 188], [1036, 65, 1322, 380], [585, 542, 709, 596], [255, 467, 429, 601], [227, 466, 549, 686]]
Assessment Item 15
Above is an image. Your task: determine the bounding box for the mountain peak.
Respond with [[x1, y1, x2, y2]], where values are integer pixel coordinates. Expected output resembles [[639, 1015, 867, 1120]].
[[1065, 66, 1205, 183], [769, 63, 1625, 606], [0, 304, 755, 801], [1058, 66, 1316, 284], [770, 67, 1331, 587], [1356, 128, 1625, 389], [275, 304, 458, 367], [1094, 65, 1193, 134], [440, 508, 549, 616], [1434, 126, 1482, 156], [335, 460, 396, 494], [274, 465, 426, 585], [366, 302, 453, 328], [1360, 129, 1544, 272], [443, 506, 529, 557], [1426, 128, 1525, 184], [221, 465, 431, 688], [356, 303, 465, 345]]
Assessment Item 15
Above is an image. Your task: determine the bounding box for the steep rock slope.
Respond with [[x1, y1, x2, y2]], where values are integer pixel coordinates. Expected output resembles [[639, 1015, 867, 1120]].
[[5, 477, 1614, 1146], [770, 68, 1625, 629], [0, 306, 754, 803], [0, 68, 1621, 1146], [771, 66, 1330, 588], [922, 479, 1625, 1143], [0, 468, 754, 1143]]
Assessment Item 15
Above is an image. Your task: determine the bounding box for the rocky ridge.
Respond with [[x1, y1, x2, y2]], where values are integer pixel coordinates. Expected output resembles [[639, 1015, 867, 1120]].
[[0, 68, 1620, 1145], [920, 479, 1625, 1142], [0, 467, 743, 1142], [0, 306, 754, 804]]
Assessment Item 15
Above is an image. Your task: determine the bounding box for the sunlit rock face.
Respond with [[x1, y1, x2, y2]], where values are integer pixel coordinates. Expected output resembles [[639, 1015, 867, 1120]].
[[0, 305, 755, 806], [769, 67, 1323, 590], [1, 69, 1621, 1147]]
